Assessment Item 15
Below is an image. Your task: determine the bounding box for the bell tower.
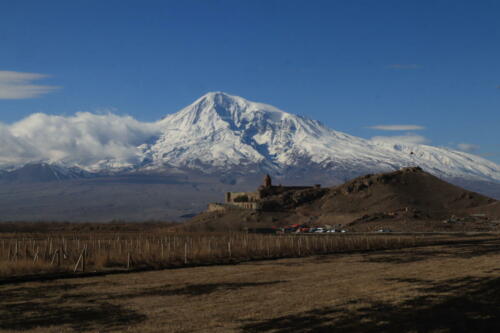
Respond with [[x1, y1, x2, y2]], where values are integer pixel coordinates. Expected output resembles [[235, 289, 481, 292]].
[[263, 174, 272, 188]]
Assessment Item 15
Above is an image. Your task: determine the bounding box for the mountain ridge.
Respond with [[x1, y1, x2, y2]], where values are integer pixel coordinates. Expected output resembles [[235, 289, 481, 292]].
[[142, 92, 500, 183], [1, 92, 498, 184]]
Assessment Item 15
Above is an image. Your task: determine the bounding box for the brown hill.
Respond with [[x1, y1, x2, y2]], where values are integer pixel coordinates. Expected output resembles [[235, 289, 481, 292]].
[[182, 167, 498, 232], [469, 201, 500, 219], [296, 167, 495, 223]]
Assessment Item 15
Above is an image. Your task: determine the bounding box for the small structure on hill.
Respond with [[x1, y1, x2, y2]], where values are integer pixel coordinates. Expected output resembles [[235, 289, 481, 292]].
[[263, 174, 272, 188], [208, 174, 321, 212]]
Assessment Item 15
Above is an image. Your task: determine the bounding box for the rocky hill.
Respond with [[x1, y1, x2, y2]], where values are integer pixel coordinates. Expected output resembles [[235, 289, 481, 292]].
[[183, 167, 498, 232]]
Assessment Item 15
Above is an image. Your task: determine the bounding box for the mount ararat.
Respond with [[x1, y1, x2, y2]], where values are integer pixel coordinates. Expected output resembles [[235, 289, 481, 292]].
[[143, 92, 499, 182], [0, 92, 499, 221]]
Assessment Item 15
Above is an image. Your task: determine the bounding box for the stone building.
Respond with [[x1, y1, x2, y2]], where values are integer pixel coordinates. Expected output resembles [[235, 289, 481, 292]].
[[207, 174, 320, 212]]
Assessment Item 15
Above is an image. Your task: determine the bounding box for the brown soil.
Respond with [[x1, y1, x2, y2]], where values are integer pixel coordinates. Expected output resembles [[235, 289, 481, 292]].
[[2, 235, 500, 332], [469, 201, 500, 219]]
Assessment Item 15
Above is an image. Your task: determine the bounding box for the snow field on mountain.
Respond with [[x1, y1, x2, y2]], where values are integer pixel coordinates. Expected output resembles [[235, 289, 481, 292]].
[[0, 91, 498, 183], [145, 92, 499, 182]]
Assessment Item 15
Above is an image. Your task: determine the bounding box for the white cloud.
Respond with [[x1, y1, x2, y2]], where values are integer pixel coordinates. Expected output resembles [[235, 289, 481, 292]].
[[456, 143, 480, 152], [369, 125, 425, 131], [0, 112, 162, 167], [371, 134, 429, 145], [0, 70, 60, 99]]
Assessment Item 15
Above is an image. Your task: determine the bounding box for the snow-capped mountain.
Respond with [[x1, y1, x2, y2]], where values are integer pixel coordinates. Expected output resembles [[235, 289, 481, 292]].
[[1, 92, 499, 185], [137, 92, 499, 183], [0, 162, 92, 182], [0, 92, 499, 221]]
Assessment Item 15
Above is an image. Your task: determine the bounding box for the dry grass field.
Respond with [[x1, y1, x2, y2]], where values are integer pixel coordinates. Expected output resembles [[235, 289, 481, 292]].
[[1, 234, 500, 332], [0, 232, 461, 278]]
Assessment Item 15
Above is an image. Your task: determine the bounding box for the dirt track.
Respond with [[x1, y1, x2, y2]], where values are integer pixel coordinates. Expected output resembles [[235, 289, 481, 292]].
[[1, 236, 500, 332]]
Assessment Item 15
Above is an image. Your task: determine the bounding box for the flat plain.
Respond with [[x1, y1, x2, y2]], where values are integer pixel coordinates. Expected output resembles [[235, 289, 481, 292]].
[[1, 235, 500, 332]]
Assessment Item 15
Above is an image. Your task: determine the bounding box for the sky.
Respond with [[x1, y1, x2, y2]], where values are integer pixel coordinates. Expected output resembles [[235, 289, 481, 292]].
[[0, 0, 499, 163]]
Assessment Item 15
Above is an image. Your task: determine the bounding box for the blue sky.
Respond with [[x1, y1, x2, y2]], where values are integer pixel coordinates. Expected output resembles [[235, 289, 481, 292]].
[[1, 0, 499, 162]]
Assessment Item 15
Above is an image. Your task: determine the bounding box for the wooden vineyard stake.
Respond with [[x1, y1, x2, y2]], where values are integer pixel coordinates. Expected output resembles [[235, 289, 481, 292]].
[[82, 245, 87, 272], [184, 242, 188, 264], [74, 251, 83, 272], [33, 247, 39, 263], [50, 249, 59, 265], [73, 246, 87, 273]]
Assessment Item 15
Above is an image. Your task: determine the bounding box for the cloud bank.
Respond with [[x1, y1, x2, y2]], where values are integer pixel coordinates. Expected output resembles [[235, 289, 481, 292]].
[[456, 143, 480, 153], [369, 124, 425, 131], [371, 134, 429, 145], [0, 70, 60, 99], [0, 112, 161, 167]]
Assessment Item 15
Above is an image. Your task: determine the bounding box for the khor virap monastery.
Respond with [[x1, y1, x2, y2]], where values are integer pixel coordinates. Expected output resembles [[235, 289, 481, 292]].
[[208, 175, 321, 212]]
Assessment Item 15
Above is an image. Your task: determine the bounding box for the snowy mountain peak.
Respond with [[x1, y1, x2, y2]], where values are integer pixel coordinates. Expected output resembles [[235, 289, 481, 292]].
[[198, 91, 284, 114], [1, 92, 498, 190], [159, 91, 289, 129], [148, 92, 500, 184], [197, 91, 250, 107], [149, 92, 342, 172]]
